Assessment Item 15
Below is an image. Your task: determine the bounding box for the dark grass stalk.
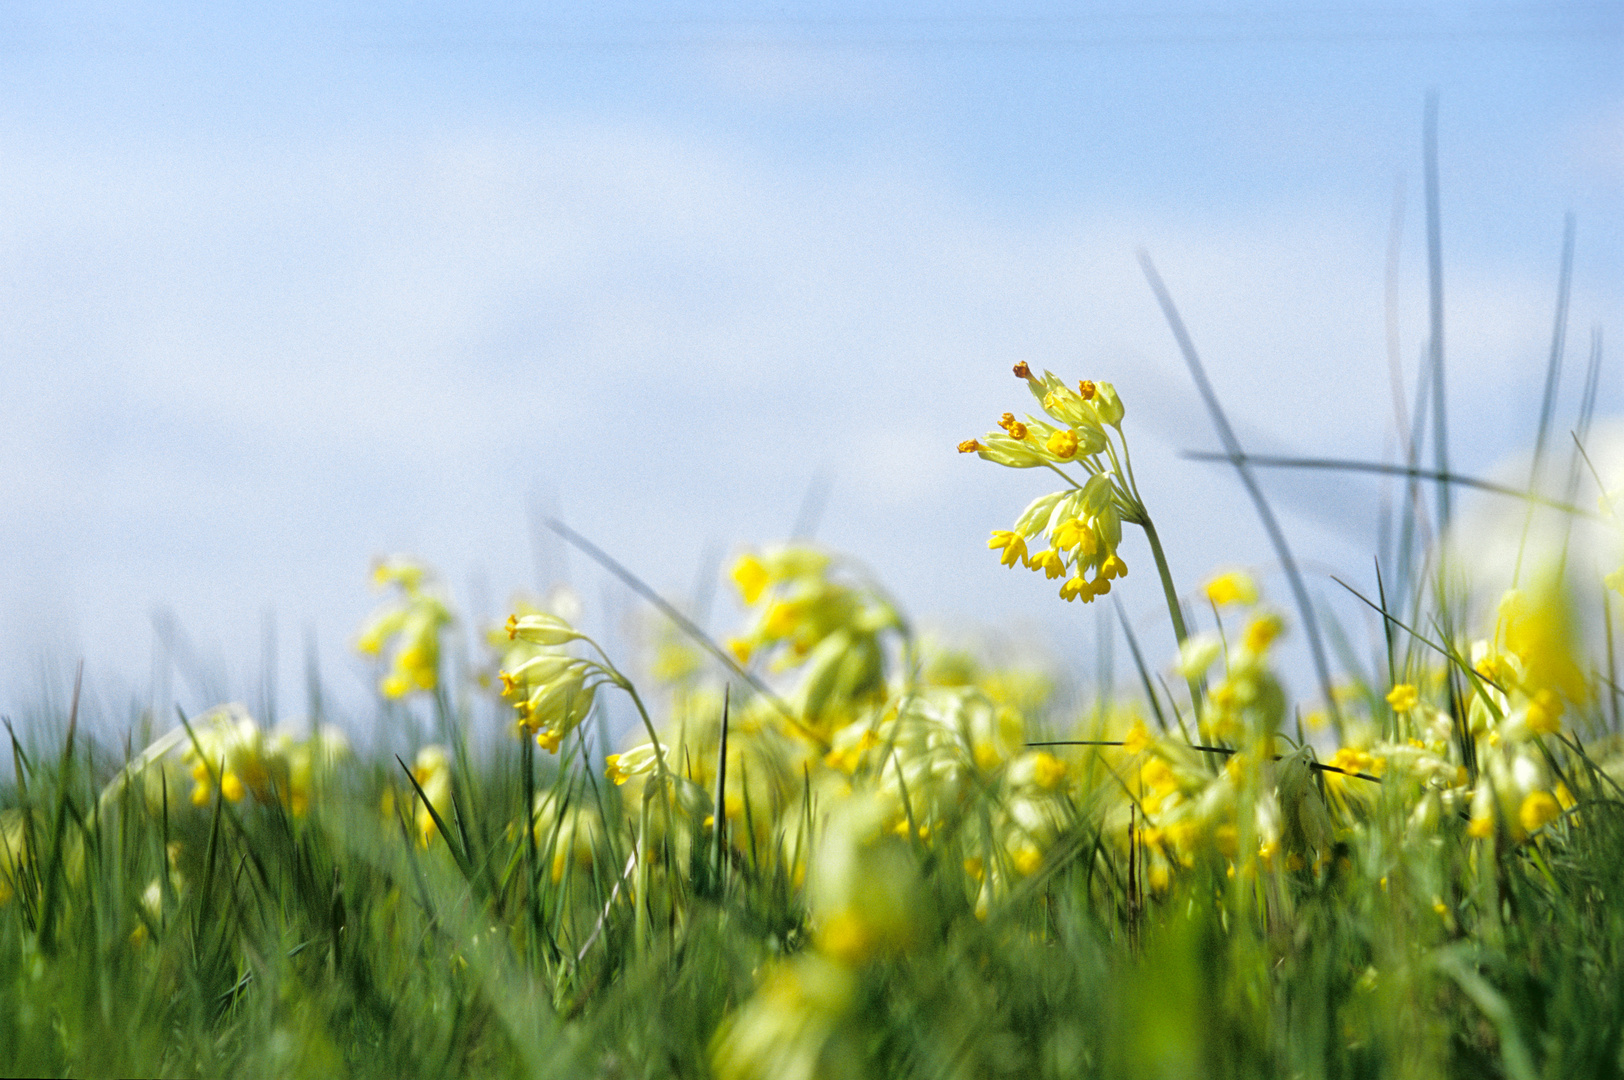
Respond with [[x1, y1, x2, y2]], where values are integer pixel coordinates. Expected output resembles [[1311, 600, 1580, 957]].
[[1557, 331, 1605, 578], [1135, 515, 1204, 724], [1532, 213, 1577, 476], [36, 664, 82, 955], [395, 755, 475, 884], [1375, 559, 1397, 738], [520, 730, 542, 963], [1606, 589, 1621, 733], [1179, 451, 1599, 520], [1510, 214, 1579, 589], [1424, 91, 1450, 533], [1138, 250, 1341, 731], [1394, 353, 1436, 618], [1111, 597, 1169, 733], [791, 472, 833, 541], [712, 686, 729, 888]]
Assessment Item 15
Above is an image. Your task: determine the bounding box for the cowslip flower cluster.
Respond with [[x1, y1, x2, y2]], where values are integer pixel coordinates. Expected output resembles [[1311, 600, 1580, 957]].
[[498, 610, 622, 753], [961, 365, 1141, 603], [354, 557, 454, 699], [727, 545, 903, 732], [1458, 576, 1584, 840], [179, 703, 349, 815]]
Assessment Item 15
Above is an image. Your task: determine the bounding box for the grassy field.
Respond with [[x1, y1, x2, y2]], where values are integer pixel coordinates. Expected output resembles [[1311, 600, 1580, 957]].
[[5, 255, 1623, 1078]]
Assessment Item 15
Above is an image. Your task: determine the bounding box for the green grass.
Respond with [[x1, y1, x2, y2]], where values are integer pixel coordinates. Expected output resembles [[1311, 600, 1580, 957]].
[[3, 629, 1623, 1079]]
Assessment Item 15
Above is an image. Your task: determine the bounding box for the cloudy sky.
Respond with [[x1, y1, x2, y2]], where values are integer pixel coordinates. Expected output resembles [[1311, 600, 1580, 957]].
[[1, 2, 1620, 740]]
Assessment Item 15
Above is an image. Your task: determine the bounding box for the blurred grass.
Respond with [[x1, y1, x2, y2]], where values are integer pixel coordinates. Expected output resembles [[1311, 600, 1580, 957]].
[[3, 666, 1622, 1078]]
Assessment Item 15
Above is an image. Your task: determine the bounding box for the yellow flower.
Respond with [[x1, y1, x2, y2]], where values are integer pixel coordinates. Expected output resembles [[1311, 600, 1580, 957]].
[[764, 601, 802, 637], [372, 555, 426, 593], [1028, 548, 1066, 579], [605, 743, 660, 786], [1052, 517, 1095, 554], [1045, 428, 1079, 459], [1091, 381, 1125, 426], [1059, 573, 1094, 602], [1386, 683, 1420, 712], [1525, 688, 1563, 735], [988, 530, 1028, 568], [356, 561, 452, 699], [1030, 752, 1067, 790], [1243, 614, 1284, 655], [968, 432, 1051, 468], [1011, 845, 1044, 876], [1203, 569, 1258, 607], [506, 612, 586, 647], [731, 554, 770, 606], [1519, 790, 1561, 834], [1500, 578, 1587, 704], [410, 745, 453, 848]]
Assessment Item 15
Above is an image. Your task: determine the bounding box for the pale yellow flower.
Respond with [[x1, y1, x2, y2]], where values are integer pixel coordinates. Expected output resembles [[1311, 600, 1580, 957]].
[[1518, 790, 1561, 834], [1386, 683, 1420, 713], [1204, 569, 1258, 607]]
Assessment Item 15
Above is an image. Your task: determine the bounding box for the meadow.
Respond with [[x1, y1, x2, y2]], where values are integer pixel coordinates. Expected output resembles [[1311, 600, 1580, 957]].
[[4, 245, 1622, 1079]]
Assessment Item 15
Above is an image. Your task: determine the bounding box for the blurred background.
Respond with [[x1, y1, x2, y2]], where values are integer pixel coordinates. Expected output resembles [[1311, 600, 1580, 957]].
[[1, 1, 1620, 742]]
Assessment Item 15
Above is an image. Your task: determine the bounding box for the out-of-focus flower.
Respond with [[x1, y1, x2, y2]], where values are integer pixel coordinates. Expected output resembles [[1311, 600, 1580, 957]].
[[0, 808, 29, 907], [807, 794, 922, 966], [408, 745, 453, 848], [355, 557, 453, 699], [531, 792, 603, 885], [711, 954, 860, 1080], [726, 544, 902, 734], [1204, 569, 1258, 607]]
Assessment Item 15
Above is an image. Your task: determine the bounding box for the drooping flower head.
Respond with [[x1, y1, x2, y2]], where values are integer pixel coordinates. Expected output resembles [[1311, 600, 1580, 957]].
[[962, 367, 1144, 604]]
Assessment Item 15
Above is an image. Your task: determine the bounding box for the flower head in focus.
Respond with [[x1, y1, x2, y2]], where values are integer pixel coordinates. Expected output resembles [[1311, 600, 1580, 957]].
[[961, 368, 1144, 605]]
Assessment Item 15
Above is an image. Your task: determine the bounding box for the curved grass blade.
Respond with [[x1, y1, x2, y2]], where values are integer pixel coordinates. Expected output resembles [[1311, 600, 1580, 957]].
[[1179, 451, 1600, 520], [544, 517, 827, 749]]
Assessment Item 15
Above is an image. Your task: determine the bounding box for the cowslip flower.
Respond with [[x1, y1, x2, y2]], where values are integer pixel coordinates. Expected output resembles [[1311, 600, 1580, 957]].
[[1386, 683, 1420, 713], [504, 653, 612, 753], [355, 557, 453, 699], [409, 745, 453, 848], [1204, 569, 1258, 607]]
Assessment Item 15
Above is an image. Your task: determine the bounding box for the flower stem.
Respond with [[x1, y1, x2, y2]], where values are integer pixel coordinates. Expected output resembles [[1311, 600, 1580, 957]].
[[619, 678, 672, 785], [1139, 514, 1204, 724]]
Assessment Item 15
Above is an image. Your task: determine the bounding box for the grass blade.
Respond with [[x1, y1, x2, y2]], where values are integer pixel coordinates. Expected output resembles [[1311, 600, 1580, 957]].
[[1137, 250, 1340, 727]]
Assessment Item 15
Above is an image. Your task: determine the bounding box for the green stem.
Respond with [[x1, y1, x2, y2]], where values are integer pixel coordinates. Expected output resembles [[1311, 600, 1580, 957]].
[[1139, 515, 1204, 725], [1116, 430, 1144, 506], [1043, 462, 1083, 489], [619, 679, 672, 787]]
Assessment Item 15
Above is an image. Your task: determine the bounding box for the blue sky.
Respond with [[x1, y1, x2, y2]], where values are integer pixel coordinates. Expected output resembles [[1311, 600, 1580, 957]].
[[2, 2, 1620, 741]]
